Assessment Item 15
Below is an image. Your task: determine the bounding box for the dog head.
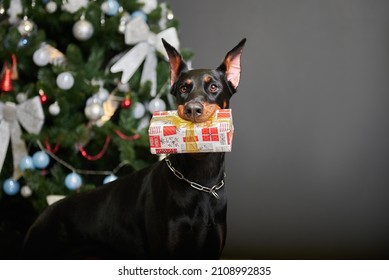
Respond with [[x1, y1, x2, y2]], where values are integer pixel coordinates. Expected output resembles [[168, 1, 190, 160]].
[[162, 39, 246, 123]]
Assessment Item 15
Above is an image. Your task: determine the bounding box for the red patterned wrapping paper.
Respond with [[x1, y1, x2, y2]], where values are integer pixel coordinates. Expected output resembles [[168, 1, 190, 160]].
[[148, 109, 234, 154]]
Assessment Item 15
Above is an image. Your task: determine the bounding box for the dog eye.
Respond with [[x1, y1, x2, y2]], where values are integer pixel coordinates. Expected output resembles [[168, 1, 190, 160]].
[[179, 85, 188, 94], [209, 84, 219, 93]]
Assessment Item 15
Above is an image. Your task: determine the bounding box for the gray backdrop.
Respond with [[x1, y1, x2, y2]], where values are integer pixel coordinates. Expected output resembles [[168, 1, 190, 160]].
[[168, 0, 389, 259]]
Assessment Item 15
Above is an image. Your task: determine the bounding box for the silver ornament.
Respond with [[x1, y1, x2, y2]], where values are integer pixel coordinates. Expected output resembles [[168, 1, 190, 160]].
[[148, 98, 166, 113], [72, 19, 94, 41], [62, 0, 89, 14], [118, 12, 131, 34], [17, 17, 36, 36], [16, 93, 27, 103], [117, 82, 130, 92], [21, 185, 32, 198], [56, 72, 74, 90], [46, 1, 58, 13], [96, 87, 109, 102], [85, 102, 104, 121], [132, 102, 146, 119], [33, 47, 50, 66], [48, 102, 60, 116]]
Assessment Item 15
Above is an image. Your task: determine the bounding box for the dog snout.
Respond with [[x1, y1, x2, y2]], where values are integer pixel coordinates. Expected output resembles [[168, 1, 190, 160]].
[[184, 102, 204, 119]]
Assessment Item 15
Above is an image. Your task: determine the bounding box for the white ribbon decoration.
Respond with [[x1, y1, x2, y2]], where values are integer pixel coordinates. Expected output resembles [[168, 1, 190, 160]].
[[0, 96, 45, 179], [110, 17, 179, 96]]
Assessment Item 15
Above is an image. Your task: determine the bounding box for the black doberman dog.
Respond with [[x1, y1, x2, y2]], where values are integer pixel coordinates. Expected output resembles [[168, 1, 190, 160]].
[[21, 38, 246, 259]]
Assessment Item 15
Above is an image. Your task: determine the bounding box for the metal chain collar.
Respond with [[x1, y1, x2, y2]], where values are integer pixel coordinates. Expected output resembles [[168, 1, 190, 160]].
[[164, 157, 226, 199]]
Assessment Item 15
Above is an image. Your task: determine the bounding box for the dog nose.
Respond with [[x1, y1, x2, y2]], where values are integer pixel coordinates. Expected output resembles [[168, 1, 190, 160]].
[[184, 102, 203, 119]]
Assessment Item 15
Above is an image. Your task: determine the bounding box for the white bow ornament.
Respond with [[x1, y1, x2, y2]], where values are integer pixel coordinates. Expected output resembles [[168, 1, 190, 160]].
[[110, 17, 179, 96], [0, 96, 45, 178]]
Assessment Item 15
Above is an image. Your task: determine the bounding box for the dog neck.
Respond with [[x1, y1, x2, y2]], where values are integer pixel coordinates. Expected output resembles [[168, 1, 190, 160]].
[[167, 153, 226, 186]]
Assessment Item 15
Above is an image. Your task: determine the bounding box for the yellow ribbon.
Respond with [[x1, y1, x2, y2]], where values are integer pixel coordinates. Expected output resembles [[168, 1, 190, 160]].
[[162, 115, 210, 152]]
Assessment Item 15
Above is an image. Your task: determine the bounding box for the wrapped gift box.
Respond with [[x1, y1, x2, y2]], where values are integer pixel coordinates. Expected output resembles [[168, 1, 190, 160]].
[[148, 109, 234, 154]]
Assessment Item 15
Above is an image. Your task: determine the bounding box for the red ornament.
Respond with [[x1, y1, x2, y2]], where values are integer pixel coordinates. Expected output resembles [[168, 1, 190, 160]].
[[121, 96, 131, 109], [0, 62, 13, 92], [39, 89, 48, 104]]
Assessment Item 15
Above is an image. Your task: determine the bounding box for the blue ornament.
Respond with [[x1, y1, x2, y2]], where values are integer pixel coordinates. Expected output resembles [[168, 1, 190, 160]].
[[3, 179, 20, 196], [131, 10, 147, 22], [103, 0, 120, 16], [19, 156, 35, 171], [32, 151, 50, 169], [103, 174, 118, 184], [17, 37, 29, 48], [65, 172, 82, 190]]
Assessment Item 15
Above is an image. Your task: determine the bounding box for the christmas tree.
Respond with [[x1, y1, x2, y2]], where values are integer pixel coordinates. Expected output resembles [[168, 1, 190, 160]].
[[0, 0, 193, 213]]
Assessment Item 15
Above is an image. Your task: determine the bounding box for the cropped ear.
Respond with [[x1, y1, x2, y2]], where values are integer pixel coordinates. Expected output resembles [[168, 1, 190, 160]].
[[217, 38, 246, 91], [162, 38, 188, 87]]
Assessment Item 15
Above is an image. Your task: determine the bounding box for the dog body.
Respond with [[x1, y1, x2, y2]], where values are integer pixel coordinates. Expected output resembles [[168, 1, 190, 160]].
[[22, 39, 246, 259]]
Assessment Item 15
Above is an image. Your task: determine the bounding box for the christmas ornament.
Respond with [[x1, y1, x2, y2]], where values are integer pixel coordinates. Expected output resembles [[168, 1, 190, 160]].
[[103, 174, 118, 184], [121, 96, 131, 109], [85, 101, 104, 121], [35, 44, 65, 66], [56, 72, 74, 90], [33, 47, 50, 66], [73, 19, 94, 41], [19, 156, 35, 171], [139, 0, 158, 14], [48, 101, 60, 116], [17, 16, 36, 36], [96, 87, 109, 102], [16, 93, 27, 103], [20, 185, 32, 198], [101, 0, 120, 16], [62, 0, 89, 14], [32, 151, 50, 169], [46, 1, 58, 13], [118, 12, 131, 34], [167, 9, 174, 20], [0, 97, 45, 178], [110, 17, 179, 96], [148, 97, 166, 113], [39, 94, 48, 104], [17, 37, 29, 48], [0, 61, 13, 92], [39, 89, 48, 104], [117, 82, 130, 92], [131, 10, 147, 22], [132, 102, 146, 119], [3, 178, 20, 196], [65, 172, 82, 190]]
